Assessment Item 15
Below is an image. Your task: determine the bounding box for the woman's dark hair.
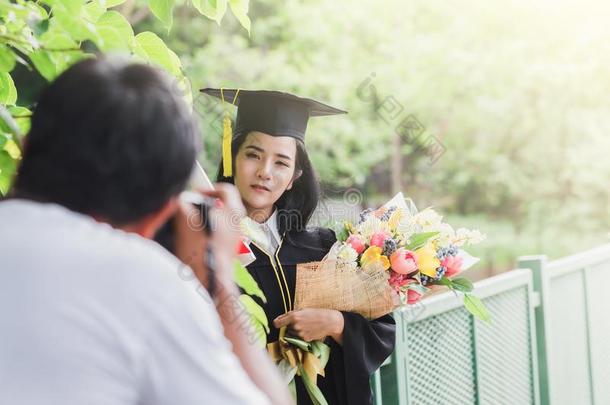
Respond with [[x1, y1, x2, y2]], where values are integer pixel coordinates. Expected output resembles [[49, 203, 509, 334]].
[[217, 133, 320, 235], [12, 57, 198, 225]]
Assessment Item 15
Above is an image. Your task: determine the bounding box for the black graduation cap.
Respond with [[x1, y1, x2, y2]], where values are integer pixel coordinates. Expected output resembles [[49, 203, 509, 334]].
[[200, 88, 347, 141], [199, 88, 347, 177]]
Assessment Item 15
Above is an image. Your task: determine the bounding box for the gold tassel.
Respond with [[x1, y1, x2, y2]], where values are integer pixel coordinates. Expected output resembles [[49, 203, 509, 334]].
[[222, 114, 232, 177], [220, 88, 240, 178]]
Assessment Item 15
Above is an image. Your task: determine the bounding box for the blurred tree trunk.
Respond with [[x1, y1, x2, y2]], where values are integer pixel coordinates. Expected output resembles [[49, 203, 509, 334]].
[[391, 132, 402, 194], [119, 0, 151, 25]]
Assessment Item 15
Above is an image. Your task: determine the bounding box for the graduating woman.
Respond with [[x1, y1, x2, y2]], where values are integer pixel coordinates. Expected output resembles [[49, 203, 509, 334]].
[[201, 88, 396, 405]]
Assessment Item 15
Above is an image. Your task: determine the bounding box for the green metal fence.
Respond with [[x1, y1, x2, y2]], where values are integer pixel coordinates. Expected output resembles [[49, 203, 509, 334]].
[[519, 244, 610, 405], [371, 243, 610, 405]]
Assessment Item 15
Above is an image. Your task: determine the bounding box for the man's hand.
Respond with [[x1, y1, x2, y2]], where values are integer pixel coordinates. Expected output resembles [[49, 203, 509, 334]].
[[274, 309, 344, 344], [173, 183, 246, 288], [200, 183, 246, 267]]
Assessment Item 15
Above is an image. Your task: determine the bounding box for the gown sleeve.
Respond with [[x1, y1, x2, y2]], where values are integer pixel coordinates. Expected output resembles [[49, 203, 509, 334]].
[[326, 313, 395, 405]]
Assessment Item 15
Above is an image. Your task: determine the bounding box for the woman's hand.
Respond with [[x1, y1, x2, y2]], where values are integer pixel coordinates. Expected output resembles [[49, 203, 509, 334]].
[[274, 309, 345, 344]]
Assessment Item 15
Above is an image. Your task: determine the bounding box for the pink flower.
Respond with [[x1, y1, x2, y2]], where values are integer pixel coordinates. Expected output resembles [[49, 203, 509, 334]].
[[390, 248, 418, 275], [407, 288, 422, 305], [389, 271, 410, 290], [388, 274, 423, 304], [441, 254, 463, 277], [346, 235, 366, 254], [369, 231, 389, 248]]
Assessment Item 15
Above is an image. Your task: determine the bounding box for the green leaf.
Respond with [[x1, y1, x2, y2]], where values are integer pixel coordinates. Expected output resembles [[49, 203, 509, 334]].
[[95, 25, 125, 51], [133, 32, 182, 76], [335, 221, 349, 242], [0, 44, 17, 72], [8, 106, 31, 135], [3, 139, 20, 159], [0, 107, 17, 135], [39, 27, 78, 50], [0, 150, 17, 195], [405, 231, 440, 250], [310, 340, 331, 369], [52, 4, 99, 43], [35, 26, 84, 74], [148, 0, 174, 31], [297, 363, 329, 405], [437, 276, 452, 287], [96, 11, 134, 51], [45, 0, 83, 14], [0, 73, 17, 104], [83, 1, 107, 22], [56, 51, 92, 76], [464, 294, 491, 323], [31, 19, 50, 37], [252, 321, 267, 348], [288, 375, 297, 399], [451, 277, 474, 293], [407, 282, 430, 295], [98, 11, 134, 39], [239, 294, 269, 333], [192, 0, 228, 24], [29, 51, 57, 82], [229, 0, 250, 34], [283, 336, 311, 352], [234, 261, 266, 302], [104, 0, 128, 7], [26, 1, 49, 20], [435, 276, 459, 297], [277, 358, 298, 385]]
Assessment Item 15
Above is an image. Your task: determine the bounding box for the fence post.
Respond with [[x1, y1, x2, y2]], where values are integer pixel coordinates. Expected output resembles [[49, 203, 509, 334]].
[[518, 255, 550, 405], [372, 369, 383, 405]]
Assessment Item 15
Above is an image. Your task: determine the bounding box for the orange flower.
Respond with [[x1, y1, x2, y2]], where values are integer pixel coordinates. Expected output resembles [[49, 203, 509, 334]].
[[360, 246, 390, 271]]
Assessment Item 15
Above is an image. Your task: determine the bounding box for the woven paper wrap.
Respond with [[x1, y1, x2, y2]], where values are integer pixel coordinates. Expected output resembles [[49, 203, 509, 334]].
[[294, 259, 398, 320]]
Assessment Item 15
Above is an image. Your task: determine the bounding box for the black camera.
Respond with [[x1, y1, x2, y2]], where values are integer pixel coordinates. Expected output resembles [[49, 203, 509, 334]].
[[154, 191, 218, 296]]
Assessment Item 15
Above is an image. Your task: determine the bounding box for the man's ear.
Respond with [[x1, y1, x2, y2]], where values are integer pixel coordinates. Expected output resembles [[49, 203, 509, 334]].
[[126, 197, 180, 239], [286, 169, 303, 191]]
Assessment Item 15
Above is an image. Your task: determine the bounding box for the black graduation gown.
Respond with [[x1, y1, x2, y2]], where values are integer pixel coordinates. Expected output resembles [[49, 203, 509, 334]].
[[245, 227, 396, 405]]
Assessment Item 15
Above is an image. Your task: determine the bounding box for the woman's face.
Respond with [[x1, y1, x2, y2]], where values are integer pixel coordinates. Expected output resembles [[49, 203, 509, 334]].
[[234, 131, 298, 220]]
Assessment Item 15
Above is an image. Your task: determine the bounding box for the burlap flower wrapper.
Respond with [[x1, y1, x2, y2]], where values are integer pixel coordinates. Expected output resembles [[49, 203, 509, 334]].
[[294, 259, 399, 320]]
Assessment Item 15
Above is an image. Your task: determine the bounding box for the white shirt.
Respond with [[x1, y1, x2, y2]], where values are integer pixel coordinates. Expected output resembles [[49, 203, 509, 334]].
[[0, 200, 270, 405]]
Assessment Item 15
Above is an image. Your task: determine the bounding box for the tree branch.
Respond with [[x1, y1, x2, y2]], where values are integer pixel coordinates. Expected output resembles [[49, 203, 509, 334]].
[[0, 105, 23, 152]]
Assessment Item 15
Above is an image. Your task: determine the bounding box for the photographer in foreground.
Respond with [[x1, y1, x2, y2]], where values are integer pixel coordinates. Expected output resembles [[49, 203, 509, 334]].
[[0, 57, 291, 405]]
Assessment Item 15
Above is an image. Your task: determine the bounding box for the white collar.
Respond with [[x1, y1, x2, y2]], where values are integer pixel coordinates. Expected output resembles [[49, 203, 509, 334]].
[[241, 209, 282, 253]]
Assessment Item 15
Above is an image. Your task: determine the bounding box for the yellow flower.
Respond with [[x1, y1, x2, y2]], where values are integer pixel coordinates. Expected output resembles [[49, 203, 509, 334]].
[[414, 243, 440, 277], [360, 246, 390, 271], [388, 209, 404, 232]]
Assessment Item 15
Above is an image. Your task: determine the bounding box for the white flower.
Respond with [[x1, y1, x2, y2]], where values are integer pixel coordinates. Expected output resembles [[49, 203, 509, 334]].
[[357, 216, 389, 240], [435, 223, 456, 247], [413, 208, 443, 229], [337, 244, 358, 264], [454, 228, 486, 246], [395, 216, 422, 244]]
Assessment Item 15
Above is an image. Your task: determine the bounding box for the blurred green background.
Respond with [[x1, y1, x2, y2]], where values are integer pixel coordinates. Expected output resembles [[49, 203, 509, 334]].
[[144, 0, 610, 276], [4, 0, 610, 277]]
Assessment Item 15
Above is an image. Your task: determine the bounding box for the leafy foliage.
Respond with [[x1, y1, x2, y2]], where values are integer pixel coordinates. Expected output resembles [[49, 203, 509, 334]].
[[0, 0, 250, 195], [177, 0, 609, 268]]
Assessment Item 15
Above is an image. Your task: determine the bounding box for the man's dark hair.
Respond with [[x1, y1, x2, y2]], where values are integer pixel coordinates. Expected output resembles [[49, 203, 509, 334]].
[[13, 57, 198, 225]]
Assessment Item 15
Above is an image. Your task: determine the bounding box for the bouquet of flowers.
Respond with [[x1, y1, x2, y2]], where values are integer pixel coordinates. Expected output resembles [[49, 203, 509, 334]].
[[294, 193, 489, 321], [280, 193, 488, 405]]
